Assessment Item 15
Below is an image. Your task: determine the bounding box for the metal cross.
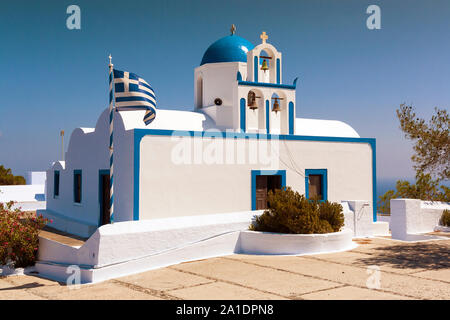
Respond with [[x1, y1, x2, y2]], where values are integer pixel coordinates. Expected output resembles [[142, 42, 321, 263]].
[[260, 31, 268, 43]]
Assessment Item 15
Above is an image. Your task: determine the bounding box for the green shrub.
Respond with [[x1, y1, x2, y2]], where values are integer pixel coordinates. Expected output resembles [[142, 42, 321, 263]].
[[378, 173, 450, 214], [440, 209, 450, 227], [0, 201, 49, 268], [249, 187, 345, 234]]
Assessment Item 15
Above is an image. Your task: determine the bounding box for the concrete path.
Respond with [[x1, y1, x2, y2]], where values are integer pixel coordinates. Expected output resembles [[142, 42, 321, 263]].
[[1, 237, 449, 300]]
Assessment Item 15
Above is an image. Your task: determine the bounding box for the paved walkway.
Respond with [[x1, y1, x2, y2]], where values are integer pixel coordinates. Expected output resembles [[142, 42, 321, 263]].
[[1, 237, 449, 300]]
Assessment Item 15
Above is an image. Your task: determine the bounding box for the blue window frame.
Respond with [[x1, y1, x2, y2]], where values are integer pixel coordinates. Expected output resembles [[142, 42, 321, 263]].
[[251, 170, 286, 210], [53, 171, 60, 198], [74, 170, 82, 203], [305, 169, 327, 201]]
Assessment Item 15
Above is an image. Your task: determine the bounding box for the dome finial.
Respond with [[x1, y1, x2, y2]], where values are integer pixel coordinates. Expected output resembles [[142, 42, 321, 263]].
[[230, 24, 236, 35]]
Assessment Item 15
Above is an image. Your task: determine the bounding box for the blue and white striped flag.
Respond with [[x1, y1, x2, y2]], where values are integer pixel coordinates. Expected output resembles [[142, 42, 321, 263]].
[[112, 69, 156, 125]]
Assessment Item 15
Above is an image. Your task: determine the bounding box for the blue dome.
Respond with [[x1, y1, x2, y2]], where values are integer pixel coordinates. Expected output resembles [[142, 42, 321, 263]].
[[200, 35, 254, 66]]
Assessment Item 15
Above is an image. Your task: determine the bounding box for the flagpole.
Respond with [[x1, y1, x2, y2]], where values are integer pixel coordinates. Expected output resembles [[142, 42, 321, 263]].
[[108, 55, 115, 224]]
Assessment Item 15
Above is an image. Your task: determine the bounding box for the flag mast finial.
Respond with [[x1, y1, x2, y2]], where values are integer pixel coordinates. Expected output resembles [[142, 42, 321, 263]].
[[108, 54, 113, 67]]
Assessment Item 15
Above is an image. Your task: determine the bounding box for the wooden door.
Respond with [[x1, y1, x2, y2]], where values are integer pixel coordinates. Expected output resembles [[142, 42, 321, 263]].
[[100, 174, 111, 225], [308, 174, 322, 200], [255, 175, 268, 210]]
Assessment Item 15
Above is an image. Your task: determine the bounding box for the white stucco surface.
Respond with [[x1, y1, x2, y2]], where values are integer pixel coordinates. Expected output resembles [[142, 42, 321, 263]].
[[139, 134, 373, 220], [36, 205, 374, 284], [295, 118, 360, 138], [390, 199, 450, 240], [0, 185, 46, 211], [239, 229, 355, 255], [26, 171, 46, 185]]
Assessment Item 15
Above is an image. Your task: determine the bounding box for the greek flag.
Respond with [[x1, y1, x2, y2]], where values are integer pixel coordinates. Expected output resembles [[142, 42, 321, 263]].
[[112, 69, 156, 125]]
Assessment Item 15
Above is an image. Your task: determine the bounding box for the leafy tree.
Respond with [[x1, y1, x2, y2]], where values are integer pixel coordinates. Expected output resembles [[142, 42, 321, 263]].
[[0, 165, 26, 185], [378, 105, 450, 213], [397, 104, 449, 181]]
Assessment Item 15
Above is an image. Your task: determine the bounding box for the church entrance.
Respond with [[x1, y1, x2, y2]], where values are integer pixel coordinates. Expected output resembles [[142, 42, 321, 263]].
[[99, 171, 111, 225], [255, 175, 282, 210]]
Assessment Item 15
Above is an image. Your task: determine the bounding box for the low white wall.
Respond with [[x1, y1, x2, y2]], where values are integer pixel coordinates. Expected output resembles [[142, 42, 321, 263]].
[[391, 199, 450, 239], [239, 229, 354, 255], [26, 171, 46, 185], [37, 209, 97, 238], [0, 185, 46, 211], [35, 210, 362, 284], [377, 214, 391, 224], [342, 200, 373, 237]]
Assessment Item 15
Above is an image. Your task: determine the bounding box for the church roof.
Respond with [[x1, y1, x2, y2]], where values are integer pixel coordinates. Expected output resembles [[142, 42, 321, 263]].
[[115, 109, 360, 138], [200, 34, 254, 66]]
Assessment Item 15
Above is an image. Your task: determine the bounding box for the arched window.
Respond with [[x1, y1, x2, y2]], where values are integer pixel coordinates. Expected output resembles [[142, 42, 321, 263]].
[[271, 92, 282, 113]]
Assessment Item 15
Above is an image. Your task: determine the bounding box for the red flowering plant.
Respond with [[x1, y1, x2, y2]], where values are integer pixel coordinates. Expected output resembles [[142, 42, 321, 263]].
[[0, 201, 49, 268]]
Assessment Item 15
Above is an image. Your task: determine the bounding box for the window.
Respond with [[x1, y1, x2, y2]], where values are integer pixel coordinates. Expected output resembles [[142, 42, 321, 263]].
[[53, 171, 60, 198], [251, 170, 286, 210], [305, 169, 327, 201], [74, 170, 82, 203]]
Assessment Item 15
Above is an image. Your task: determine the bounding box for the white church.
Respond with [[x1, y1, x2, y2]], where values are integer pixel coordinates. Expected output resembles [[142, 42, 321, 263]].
[[39, 27, 377, 238]]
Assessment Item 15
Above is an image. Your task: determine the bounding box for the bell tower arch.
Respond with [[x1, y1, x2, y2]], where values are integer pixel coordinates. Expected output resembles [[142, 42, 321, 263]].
[[247, 32, 282, 84]]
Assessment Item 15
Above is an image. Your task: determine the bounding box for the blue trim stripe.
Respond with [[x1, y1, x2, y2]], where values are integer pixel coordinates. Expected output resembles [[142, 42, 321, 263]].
[[238, 81, 295, 90], [265, 100, 270, 133], [276, 58, 280, 84], [133, 129, 378, 222], [289, 101, 294, 135], [240, 98, 246, 132], [253, 56, 258, 82]]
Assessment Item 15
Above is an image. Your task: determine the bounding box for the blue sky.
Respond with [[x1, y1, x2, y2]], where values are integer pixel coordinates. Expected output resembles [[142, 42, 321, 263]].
[[1, 0, 449, 181]]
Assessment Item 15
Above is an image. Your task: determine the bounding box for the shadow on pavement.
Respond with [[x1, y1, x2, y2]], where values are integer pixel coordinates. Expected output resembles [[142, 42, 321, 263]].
[[356, 242, 450, 270]]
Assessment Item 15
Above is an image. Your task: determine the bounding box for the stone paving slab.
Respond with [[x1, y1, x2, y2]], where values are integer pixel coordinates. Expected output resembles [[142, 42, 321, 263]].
[[306, 250, 429, 275], [224, 254, 449, 299], [167, 281, 287, 300], [116, 268, 214, 291], [411, 269, 450, 283], [171, 257, 341, 299], [0, 237, 448, 300], [26, 280, 162, 300], [299, 285, 414, 300], [0, 278, 45, 300]]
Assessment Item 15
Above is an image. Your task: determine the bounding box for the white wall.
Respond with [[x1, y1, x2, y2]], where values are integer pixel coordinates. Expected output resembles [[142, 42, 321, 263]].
[[0, 184, 46, 211], [44, 108, 134, 233], [138, 134, 373, 220], [26, 171, 46, 185], [391, 199, 450, 239]]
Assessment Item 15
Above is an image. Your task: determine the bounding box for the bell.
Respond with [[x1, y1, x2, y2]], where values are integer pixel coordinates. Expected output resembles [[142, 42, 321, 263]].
[[272, 100, 281, 113], [261, 59, 269, 71], [249, 101, 258, 110]]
